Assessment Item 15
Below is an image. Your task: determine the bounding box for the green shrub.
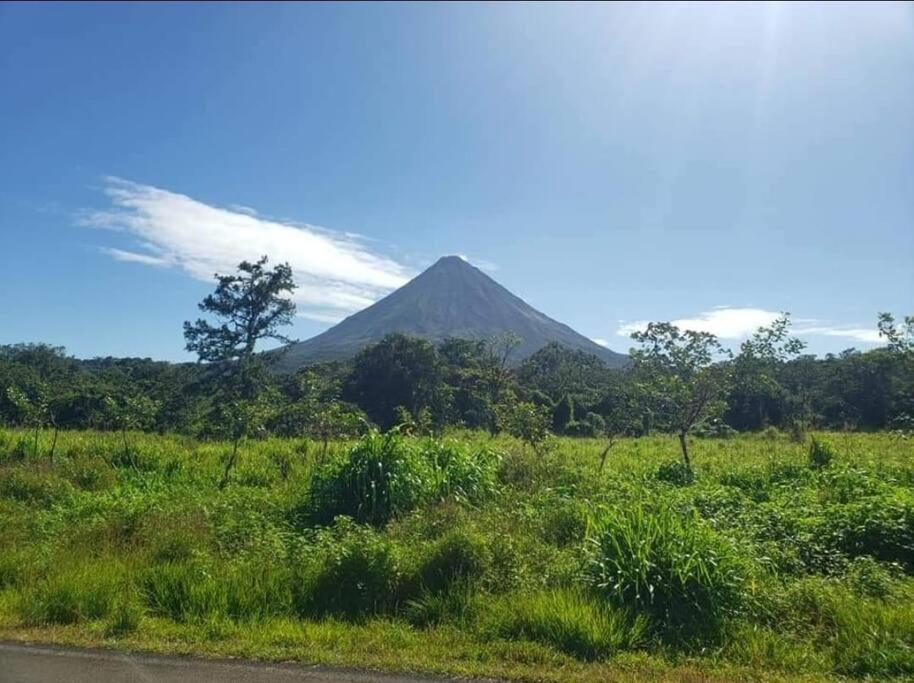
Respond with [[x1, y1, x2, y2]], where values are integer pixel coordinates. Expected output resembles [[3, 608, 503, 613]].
[[808, 437, 835, 469], [539, 497, 589, 546], [761, 425, 782, 440], [719, 468, 770, 502], [309, 430, 430, 526], [821, 495, 914, 567], [66, 461, 116, 491], [844, 556, 899, 599], [482, 588, 646, 660], [655, 460, 695, 486], [149, 526, 204, 564], [587, 504, 749, 641], [295, 518, 401, 618], [693, 420, 737, 439], [417, 528, 490, 594]]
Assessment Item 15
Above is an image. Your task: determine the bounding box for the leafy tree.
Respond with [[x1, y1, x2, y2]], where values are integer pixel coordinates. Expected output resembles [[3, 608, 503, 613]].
[[183, 256, 296, 365], [346, 334, 449, 430], [552, 394, 575, 433], [481, 333, 522, 422], [593, 379, 644, 471], [726, 314, 805, 430], [496, 399, 551, 454], [630, 322, 731, 468], [6, 384, 57, 459], [183, 256, 296, 485], [309, 401, 367, 460], [517, 343, 613, 405], [213, 392, 277, 488], [103, 394, 159, 469], [438, 338, 498, 432], [878, 312, 914, 355]]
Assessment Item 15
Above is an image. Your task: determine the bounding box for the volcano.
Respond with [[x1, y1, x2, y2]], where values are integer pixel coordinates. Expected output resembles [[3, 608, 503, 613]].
[[275, 256, 627, 370]]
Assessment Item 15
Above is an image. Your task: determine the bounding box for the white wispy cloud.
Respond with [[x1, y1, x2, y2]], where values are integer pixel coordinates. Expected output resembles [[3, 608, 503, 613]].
[[592, 338, 610, 348], [618, 307, 780, 339], [100, 247, 173, 268], [618, 307, 883, 346], [84, 178, 412, 322], [457, 254, 498, 272], [792, 325, 882, 344]]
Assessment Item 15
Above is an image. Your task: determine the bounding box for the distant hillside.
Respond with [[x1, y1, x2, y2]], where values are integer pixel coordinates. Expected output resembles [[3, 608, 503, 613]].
[[274, 256, 628, 371]]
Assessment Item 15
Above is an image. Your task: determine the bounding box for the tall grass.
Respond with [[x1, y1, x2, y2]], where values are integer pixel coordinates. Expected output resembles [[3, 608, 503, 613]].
[[481, 588, 647, 660], [586, 503, 750, 641]]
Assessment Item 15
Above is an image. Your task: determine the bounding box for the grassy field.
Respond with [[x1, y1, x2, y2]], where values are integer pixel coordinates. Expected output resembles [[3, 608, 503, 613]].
[[0, 428, 912, 681]]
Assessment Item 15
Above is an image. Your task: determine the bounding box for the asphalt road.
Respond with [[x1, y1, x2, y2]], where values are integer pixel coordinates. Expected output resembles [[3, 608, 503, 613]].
[[0, 642, 476, 683]]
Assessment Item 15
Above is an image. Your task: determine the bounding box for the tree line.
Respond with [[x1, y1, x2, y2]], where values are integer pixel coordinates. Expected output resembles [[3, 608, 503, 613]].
[[2, 257, 912, 469]]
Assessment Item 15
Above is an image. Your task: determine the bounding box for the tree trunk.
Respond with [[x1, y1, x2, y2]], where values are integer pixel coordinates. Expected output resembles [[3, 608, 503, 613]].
[[599, 442, 613, 473], [49, 424, 59, 464], [678, 431, 691, 469], [219, 438, 241, 490]]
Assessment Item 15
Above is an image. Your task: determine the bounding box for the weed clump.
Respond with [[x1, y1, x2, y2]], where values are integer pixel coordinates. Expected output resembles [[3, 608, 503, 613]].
[[808, 437, 835, 469], [295, 518, 401, 619], [20, 562, 124, 625], [416, 528, 490, 594], [655, 460, 695, 486], [481, 588, 646, 660], [308, 430, 430, 526], [586, 504, 749, 642]]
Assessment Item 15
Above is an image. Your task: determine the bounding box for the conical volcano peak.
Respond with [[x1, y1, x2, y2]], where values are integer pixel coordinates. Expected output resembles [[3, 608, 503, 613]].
[[428, 255, 477, 270], [275, 255, 628, 370]]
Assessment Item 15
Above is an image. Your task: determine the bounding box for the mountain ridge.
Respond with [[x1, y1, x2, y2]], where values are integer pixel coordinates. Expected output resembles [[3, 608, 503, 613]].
[[274, 256, 628, 370]]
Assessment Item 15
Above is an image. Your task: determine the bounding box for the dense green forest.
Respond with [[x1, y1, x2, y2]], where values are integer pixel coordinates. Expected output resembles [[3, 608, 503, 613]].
[[2, 324, 911, 441]]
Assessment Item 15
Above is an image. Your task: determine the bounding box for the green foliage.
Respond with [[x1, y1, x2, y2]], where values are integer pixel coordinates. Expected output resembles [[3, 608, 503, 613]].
[[844, 556, 899, 599], [587, 504, 749, 641], [0, 466, 72, 504], [416, 528, 490, 594], [630, 322, 732, 466], [309, 430, 430, 526], [295, 518, 401, 618], [419, 438, 500, 504], [552, 394, 574, 433], [143, 561, 225, 622], [183, 256, 296, 364], [822, 494, 914, 567], [345, 334, 449, 431], [808, 436, 836, 469], [309, 432, 499, 527], [1, 428, 914, 678], [496, 400, 550, 453], [20, 562, 125, 625], [104, 598, 142, 637], [482, 589, 646, 660], [655, 460, 695, 486]]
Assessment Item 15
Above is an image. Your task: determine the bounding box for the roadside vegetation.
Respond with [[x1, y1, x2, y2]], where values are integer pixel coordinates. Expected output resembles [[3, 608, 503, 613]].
[[1, 429, 912, 680]]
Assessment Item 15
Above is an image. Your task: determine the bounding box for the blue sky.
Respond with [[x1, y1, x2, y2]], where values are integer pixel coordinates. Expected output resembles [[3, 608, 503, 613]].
[[1, 1, 912, 361]]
